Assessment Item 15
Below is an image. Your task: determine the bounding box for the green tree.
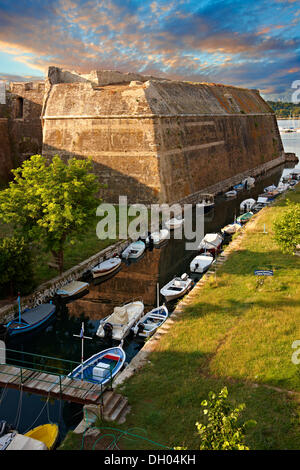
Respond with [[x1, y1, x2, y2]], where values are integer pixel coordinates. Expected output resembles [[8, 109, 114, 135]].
[[175, 387, 255, 450], [274, 201, 300, 255], [0, 236, 34, 296], [0, 155, 100, 274]]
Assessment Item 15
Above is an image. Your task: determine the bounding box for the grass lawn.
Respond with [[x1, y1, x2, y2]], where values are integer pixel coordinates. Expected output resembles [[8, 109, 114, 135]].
[[62, 185, 300, 450]]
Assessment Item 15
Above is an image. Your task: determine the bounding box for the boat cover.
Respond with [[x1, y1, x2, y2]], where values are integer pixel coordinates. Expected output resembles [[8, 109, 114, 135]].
[[109, 306, 129, 325], [56, 281, 89, 296], [6, 434, 47, 450], [21, 304, 55, 325]]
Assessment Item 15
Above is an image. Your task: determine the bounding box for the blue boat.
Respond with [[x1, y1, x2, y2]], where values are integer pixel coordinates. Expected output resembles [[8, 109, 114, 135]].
[[4, 303, 56, 337], [69, 346, 126, 385], [233, 183, 244, 191]]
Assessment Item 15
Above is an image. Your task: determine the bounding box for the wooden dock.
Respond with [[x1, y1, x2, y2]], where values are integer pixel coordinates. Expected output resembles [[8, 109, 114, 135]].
[[0, 364, 106, 405]]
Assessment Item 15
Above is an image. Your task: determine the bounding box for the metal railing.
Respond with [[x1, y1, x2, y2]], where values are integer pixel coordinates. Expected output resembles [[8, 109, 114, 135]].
[[0, 347, 114, 406]]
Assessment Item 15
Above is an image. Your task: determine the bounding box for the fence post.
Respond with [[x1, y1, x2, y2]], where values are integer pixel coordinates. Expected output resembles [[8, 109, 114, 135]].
[[20, 367, 23, 384]]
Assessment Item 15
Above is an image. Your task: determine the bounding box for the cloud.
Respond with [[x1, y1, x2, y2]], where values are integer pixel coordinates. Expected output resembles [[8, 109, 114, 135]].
[[0, 0, 299, 98]]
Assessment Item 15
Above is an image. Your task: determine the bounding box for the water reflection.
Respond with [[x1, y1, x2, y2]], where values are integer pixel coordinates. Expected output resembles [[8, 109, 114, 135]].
[[1, 152, 298, 439]]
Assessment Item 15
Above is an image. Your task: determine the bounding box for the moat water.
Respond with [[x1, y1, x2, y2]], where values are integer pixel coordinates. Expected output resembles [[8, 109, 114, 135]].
[[0, 124, 299, 442]]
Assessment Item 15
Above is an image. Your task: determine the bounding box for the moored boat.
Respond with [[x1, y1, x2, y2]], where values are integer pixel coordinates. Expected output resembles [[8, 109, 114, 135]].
[[196, 194, 215, 213], [225, 190, 237, 198], [24, 424, 59, 450], [160, 273, 193, 302], [5, 433, 48, 450], [240, 198, 256, 212], [69, 346, 126, 385], [198, 233, 223, 255], [132, 306, 169, 338], [121, 240, 145, 260], [146, 229, 169, 246], [56, 281, 89, 298], [242, 176, 255, 188], [190, 253, 214, 274], [233, 183, 244, 191], [91, 256, 122, 279], [221, 223, 242, 235], [164, 217, 184, 230], [3, 303, 56, 337], [236, 211, 253, 224], [96, 301, 144, 341]]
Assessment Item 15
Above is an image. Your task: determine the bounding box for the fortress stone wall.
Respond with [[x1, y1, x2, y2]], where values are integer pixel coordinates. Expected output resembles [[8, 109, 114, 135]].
[[0, 66, 284, 203]]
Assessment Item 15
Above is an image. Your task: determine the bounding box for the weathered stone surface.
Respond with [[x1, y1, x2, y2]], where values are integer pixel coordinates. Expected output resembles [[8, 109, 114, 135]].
[[0, 67, 284, 200], [42, 72, 283, 204]]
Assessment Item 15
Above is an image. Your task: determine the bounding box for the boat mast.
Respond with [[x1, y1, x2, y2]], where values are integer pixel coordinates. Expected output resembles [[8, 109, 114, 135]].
[[17, 293, 21, 324], [73, 322, 92, 380]]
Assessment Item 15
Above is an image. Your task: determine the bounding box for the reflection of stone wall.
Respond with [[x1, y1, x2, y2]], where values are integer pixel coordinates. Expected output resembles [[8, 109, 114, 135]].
[[67, 249, 162, 320]]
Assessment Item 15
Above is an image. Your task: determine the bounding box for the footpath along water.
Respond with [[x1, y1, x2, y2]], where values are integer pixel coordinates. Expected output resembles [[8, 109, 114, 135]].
[[0, 128, 299, 440]]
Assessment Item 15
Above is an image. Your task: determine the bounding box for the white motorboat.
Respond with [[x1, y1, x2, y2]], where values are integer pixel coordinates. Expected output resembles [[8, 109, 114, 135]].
[[221, 223, 242, 235], [225, 190, 237, 198], [146, 229, 169, 246], [190, 254, 214, 274], [276, 182, 289, 193], [96, 301, 144, 341], [264, 184, 276, 193], [240, 198, 256, 212], [91, 256, 122, 278], [198, 233, 223, 255], [160, 273, 193, 302], [56, 281, 89, 298], [164, 217, 184, 230], [121, 240, 145, 260], [196, 194, 215, 213], [242, 176, 255, 188], [132, 305, 169, 338], [257, 195, 270, 204], [2, 433, 48, 450]]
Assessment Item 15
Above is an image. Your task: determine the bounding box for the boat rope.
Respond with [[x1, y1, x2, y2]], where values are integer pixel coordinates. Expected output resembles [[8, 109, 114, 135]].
[[22, 395, 50, 434], [14, 385, 23, 430], [0, 383, 9, 408]]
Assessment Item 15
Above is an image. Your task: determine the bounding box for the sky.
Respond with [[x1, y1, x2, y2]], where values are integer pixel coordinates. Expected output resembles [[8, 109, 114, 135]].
[[0, 0, 300, 100]]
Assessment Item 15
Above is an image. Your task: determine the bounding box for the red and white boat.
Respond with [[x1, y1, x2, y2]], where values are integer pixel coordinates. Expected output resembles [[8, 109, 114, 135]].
[[198, 233, 223, 255]]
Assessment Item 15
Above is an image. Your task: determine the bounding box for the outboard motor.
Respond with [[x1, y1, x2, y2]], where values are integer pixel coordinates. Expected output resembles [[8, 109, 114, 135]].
[[103, 322, 113, 340]]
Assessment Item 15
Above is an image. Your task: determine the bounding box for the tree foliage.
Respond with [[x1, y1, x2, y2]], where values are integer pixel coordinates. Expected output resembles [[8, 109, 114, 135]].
[[267, 101, 300, 118], [274, 201, 300, 255], [175, 387, 256, 450], [0, 155, 100, 273], [0, 236, 34, 296]]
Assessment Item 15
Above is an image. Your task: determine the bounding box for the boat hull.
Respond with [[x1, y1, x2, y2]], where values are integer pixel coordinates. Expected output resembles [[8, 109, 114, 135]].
[[5, 304, 56, 337], [92, 261, 122, 279], [24, 424, 59, 450], [69, 346, 126, 385]]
